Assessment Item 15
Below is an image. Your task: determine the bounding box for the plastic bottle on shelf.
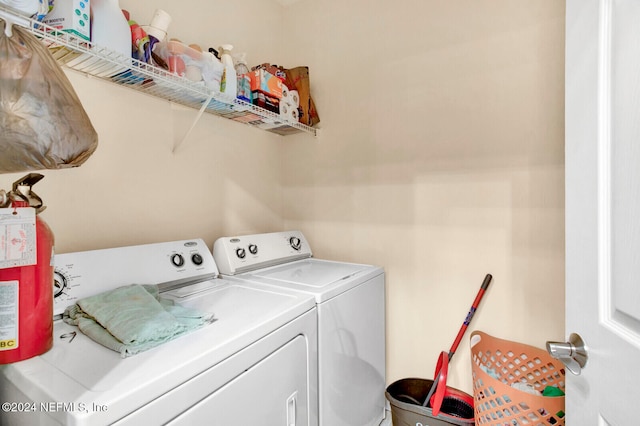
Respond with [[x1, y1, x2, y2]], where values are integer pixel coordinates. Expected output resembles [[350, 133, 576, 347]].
[[123, 10, 151, 63], [218, 44, 237, 101], [65, 0, 131, 77], [90, 0, 130, 51], [142, 9, 171, 62], [201, 51, 225, 93], [143, 9, 171, 43], [234, 52, 251, 103], [234, 53, 249, 75]]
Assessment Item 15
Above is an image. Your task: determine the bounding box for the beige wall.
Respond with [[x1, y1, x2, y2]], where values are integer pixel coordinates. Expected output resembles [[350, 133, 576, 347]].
[[1, 0, 566, 395], [3, 0, 291, 252], [280, 0, 566, 393]]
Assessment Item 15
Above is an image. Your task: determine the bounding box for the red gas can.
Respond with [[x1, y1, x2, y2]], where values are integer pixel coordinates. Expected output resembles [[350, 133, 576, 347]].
[[0, 174, 54, 363]]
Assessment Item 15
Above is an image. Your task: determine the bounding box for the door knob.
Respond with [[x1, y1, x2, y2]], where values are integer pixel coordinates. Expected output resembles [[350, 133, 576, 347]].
[[546, 333, 588, 375]]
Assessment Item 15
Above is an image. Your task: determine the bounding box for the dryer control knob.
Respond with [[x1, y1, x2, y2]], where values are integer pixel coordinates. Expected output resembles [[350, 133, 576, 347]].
[[236, 247, 246, 259], [289, 237, 301, 251], [248, 244, 258, 255], [171, 253, 185, 267], [191, 253, 203, 265]]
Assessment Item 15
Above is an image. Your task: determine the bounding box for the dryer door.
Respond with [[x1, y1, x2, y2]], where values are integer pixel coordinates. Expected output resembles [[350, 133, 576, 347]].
[[168, 335, 310, 426]]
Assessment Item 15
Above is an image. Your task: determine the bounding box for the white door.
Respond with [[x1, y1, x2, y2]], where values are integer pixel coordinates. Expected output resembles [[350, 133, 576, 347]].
[[565, 0, 640, 423]]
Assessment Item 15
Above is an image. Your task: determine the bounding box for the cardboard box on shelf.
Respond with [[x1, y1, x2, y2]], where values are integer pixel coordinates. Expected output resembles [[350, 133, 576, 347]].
[[42, 0, 91, 41], [249, 69, 284, 99], [253, 91, 280, 114]]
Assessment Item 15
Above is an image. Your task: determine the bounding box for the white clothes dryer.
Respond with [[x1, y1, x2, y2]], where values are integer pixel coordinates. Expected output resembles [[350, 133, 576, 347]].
[[213, 231, 390, 426], [0, 239, 318, 426]]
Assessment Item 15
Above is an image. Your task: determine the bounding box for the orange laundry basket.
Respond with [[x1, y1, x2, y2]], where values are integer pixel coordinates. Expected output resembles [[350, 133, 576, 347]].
[[470, 331, 566, 426]]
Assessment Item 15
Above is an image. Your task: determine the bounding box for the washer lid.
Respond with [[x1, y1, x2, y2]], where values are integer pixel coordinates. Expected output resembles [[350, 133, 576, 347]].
[[241, 258, 383, 303], [2, 278, 315, 425]]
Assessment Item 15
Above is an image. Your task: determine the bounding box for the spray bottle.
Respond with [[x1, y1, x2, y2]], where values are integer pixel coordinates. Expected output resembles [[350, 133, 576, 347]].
[[219, 44, 237, 101]]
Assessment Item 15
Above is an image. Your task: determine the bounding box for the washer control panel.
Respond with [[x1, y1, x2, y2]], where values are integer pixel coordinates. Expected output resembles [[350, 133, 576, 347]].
[[212, 230, 312, 276], [53, 239, 217, 317]]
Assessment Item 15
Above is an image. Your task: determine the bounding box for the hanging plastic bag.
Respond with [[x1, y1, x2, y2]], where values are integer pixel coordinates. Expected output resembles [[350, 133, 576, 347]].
[[0, 19, 98, 173]]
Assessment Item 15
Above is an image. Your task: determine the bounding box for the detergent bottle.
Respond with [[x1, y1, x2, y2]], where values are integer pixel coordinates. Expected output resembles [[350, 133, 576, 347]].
[[219, 44, 237, 101]]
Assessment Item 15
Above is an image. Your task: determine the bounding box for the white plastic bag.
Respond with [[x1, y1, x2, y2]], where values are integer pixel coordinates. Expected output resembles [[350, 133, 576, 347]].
[[0, 19, 98, 173]]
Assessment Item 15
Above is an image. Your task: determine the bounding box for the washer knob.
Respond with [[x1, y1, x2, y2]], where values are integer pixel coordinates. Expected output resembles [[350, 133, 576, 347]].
[[171, 253, 185, 267], [53, 271, 67, 298], [236, 247, 246, 259], [289, 237, 301, 251], [248, 244, 258, 255], [191, 253, 203, 265]]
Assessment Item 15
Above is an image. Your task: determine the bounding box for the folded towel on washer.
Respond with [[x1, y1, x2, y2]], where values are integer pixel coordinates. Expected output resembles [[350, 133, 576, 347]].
[[63, 284, 215, 358]]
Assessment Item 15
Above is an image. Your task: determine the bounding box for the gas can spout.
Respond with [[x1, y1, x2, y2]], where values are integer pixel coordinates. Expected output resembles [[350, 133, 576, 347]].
[[11, 173, 46, 212], [12, 172, 44, 189]]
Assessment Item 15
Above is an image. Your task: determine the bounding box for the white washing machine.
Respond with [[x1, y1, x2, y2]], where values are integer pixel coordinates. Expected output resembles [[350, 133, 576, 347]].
[[0, 239, 318, 426], [213, 230, 390, 426]]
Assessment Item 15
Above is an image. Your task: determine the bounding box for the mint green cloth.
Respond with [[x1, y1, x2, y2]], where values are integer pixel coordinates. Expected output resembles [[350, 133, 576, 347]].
[[63, 284, 214, 358]]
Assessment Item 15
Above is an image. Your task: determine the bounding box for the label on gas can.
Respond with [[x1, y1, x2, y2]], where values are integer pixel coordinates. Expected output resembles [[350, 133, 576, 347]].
[[0, 280, 18, 351], [0, 207, 36, 269]]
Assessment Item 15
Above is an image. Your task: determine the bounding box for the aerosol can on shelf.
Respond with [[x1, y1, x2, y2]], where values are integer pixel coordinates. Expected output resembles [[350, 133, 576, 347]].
[[219, 44, 237, 101], [0, 174, 54, 364]]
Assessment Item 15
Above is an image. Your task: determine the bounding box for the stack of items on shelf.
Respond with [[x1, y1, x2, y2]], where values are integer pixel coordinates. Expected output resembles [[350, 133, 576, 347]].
[[152, 40, 225, 94], [27, 0, 319, 127], [151, 39, 321, 127], [248, 63, 320, 127]]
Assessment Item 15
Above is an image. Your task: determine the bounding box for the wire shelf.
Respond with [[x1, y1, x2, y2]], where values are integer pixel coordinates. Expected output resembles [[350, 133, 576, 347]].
[[0, 5, 317, 138]]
